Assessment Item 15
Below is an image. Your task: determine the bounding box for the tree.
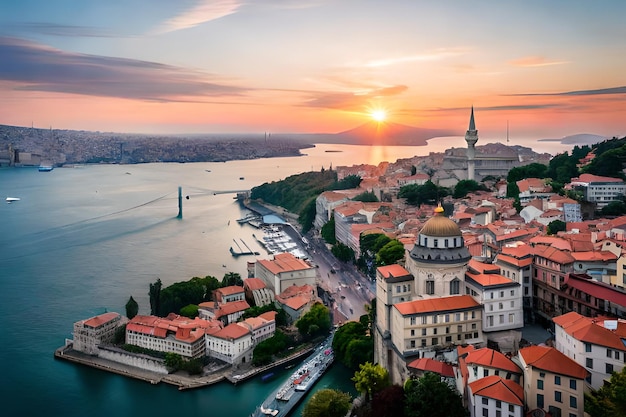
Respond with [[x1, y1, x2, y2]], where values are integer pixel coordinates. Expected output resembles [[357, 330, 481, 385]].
[[321, 216, 336, 244], [149, 278, 162, 315], [296, 303, 331, 339], [303, 389, 351, 417], [179, 304, 198, 318], [125, 296, 138, 319], [164, 352, 184, 371], [376, 239, 405, 266], [453, 179, 482, 198], [546, 219, 566, 235], [404, 372, 465, 417], [352, 362, 390, 402], [398, 181, 448, 206], [602, 199, 626, 216], [353, 191, 379, 202], [331, 242, 354, 262], [585, 365, 626, 417], [221, 272, 243, 287]]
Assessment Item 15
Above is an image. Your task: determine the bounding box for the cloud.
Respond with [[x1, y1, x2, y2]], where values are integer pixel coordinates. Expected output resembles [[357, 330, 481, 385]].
[[364, 48, 468, 68], [508, 56, 568, 67], [7, 22, 120, 38], [0, 37, 247, 101], [155, 0, 243, 34], [302, 84, 408, 110], [509, 86, 626, 97]]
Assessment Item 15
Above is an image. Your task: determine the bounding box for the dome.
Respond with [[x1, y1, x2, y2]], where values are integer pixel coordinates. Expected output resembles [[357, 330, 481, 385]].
[[419, 206, 461, 237]]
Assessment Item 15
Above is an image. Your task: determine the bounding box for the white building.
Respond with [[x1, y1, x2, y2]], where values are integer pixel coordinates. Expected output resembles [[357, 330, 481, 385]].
[[467, 375, 524, 417], [73, 312, 127, 355], [465, 259, 523, 352], [205, 323, 254, 365], [255, 252, 316, 295], [213, 285, 245, 304], [238, 311, 277, 344], [126, 314, 221, 359], [494, 244, 534, 318], [552, 311, 626, 390], [567, 173, 626, 208]]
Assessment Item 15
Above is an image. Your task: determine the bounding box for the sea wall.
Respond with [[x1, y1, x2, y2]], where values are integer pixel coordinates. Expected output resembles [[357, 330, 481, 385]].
[[98, 346, 168, 375]]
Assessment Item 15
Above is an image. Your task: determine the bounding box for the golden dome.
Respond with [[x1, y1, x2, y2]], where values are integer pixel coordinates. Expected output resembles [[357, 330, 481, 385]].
[[419, 206, 461, 237]]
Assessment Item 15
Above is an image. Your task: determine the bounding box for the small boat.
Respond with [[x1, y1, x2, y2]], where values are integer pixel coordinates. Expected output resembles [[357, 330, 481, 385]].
[[239, 177, 245, 180], [38, 164, 53, 172], [261, 373, 274, 382], [6, 197, 20, 203]]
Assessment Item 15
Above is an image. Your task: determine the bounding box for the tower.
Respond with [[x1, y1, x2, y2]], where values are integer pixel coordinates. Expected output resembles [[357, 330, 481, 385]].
[[465, 106, 478, 181]]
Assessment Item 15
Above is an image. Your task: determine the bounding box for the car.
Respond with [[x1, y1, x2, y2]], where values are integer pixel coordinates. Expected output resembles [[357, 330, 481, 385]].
[[330, 269, 336, 274]]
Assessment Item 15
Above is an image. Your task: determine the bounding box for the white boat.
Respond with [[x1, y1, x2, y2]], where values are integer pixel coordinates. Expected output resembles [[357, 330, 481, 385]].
[[6, 197, 20, 203]]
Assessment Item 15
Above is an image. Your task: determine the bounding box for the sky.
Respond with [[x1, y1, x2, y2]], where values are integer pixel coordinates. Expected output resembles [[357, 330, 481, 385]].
[[1, 0, 625, 142]]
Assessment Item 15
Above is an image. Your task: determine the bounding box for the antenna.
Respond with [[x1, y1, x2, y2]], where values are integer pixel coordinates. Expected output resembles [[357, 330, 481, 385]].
[[506, 120, 509, 144]]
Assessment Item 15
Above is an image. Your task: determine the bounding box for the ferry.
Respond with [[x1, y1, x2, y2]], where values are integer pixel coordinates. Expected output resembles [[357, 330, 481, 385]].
[[252, 333, 334, 417], [38, 164, 54, 172], [6, 197, 20, 203]]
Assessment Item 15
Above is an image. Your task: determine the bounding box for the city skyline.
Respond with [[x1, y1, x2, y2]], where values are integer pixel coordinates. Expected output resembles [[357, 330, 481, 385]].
[[1, 0, 625, 142]]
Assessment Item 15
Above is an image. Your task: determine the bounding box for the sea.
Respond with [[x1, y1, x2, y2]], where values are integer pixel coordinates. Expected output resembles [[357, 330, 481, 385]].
[[0, 139, 571, 417]]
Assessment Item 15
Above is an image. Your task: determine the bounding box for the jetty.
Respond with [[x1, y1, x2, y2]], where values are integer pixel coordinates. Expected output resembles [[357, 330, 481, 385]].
[[230, 238, 260, 257]]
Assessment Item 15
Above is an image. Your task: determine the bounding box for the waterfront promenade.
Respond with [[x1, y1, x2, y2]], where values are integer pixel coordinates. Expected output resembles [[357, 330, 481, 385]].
[[54, 343, 315, 391]]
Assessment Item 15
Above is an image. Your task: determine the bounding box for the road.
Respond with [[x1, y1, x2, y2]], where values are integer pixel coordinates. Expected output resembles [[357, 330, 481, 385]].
[[281, 223, 374, 323]]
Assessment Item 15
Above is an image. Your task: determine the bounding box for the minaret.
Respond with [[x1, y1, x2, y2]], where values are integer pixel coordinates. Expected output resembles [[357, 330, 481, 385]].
[[465, 106, 478, 181]]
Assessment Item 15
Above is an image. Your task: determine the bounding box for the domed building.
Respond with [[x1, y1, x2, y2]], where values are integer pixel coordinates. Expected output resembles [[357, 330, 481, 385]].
[[405, 205, 471, 298]]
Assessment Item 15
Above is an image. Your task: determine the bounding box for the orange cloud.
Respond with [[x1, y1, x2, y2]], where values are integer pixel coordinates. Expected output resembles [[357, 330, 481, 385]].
[[508, 56, 568, 67]]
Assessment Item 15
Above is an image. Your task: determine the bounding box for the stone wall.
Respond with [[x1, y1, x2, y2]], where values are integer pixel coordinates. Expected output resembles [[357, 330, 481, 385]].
[[98, 346, 168, 375]]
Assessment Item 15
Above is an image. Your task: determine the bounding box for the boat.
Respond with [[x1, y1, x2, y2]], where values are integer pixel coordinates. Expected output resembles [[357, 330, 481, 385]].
[[6, 197, 20, 203], [38, 164, 54, 172], [239, 177, 245, 180], [251, 333, 334, 417]]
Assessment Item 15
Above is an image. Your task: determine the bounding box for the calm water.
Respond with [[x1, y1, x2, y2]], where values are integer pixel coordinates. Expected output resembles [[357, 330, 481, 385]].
[[0, 140, 569, 417]]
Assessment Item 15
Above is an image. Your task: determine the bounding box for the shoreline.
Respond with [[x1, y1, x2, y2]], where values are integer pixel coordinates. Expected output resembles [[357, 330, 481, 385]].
[[54, 343, 315, 391]]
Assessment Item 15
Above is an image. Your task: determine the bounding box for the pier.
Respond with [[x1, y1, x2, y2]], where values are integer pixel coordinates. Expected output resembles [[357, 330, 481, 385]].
[[230, 238, 260, 257]]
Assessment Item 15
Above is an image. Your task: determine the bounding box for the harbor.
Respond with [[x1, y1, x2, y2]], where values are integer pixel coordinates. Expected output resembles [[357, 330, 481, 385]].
[[251, 333, 334, 417]]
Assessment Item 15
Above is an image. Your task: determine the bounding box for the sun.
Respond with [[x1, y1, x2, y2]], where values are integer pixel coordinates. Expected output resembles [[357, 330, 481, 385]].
[[370, 109, 387, 123]]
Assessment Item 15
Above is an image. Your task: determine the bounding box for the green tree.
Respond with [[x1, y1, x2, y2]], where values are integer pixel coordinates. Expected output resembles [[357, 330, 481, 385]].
[[149, 278, 162, 315], [296, 303, 331, 339], [332, 174, 362, 190], [331, 242, 354, 262], [303, 389, 351, 417], [179, 304, 199, 318], [353, 191, 379, 202], [376, 239, 405, 266], [506, 162, 548, 183], [321, 216, 336, 244], [352, 362, 390, 402], [164, 352, 184, 371], [602, 199, 626, 216], [453, 179, 482, 198], [404, 372, 465, 417], [398, 181, 448, 206], [585, 365, 626, 417], [221, 272, 243, 287], [125, 296, 139, 319], [299, 198, 318, 233], [546, 219, 566, 235], [158, 279, 205, 316]]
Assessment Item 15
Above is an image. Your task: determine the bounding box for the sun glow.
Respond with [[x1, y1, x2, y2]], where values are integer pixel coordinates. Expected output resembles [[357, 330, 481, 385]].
[[370, 109, 387, 123]]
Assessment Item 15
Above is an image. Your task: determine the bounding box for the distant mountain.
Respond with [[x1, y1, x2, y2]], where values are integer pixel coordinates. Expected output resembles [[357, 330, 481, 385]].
[[538, 133, 607, 145], [334, 121, 458, 146]]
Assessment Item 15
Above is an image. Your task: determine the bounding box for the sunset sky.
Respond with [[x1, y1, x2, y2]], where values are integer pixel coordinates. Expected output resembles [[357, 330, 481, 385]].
[[1, 0, 625, 142]]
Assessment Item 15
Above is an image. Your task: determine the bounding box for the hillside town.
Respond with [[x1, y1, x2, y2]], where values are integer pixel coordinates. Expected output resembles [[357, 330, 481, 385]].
[[59, 109, 626, 417]]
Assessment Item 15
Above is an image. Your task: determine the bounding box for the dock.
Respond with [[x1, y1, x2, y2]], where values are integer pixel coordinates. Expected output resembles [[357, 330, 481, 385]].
[[230, 238, 260, 257]]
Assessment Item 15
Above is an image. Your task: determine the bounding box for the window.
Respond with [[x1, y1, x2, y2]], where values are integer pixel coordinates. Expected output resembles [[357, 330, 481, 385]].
[[488, 316, 494, 327], [496, 400, 501, 408], [422, 329, 427, 336], [426, 280, 435, 295], [457, 325, 462, 333], [432, 337, 438, 345], [509, 313, 514, 323], [499, 315, 504, 324], [606, 363, 614, 374], [472, 323, 477, 329], [490, 304, 494, 311], [472, 311, 476, 319], [510, 290, 515, 296], [446, 326, 450, 334], [410, 317, 416, 325], [445, 314, 450, 323], [482, 409, 489, 417], [410, 340, 415, 348], [484, 369, 488, 377], [510, 301, 514, 308], [421, 316, 427, 324], [555, 390, 562, 403], [569, 379, 576, 390], [433, 328, 437, 335], [396, 285, 401, 293], [455, 313, 461, 321], [433, 315, 438, 324], [537, 379, 544, 390], [570, 396, 577, 409], [607, 349, 612, 358], [586, 358, 593, 369], [482, 398, 488, 405], [421, 339, 426, 347], [500, 291, 504, 298], [445, 336, 452, 342], [585, 343, 592, 352], [555, 375, 561, 385], [537, 394, 544, 409], [411, 329, 415, 336], [450, 279, 460, 295], [499, 302, 503, 310], [508, 404, 514, 413]]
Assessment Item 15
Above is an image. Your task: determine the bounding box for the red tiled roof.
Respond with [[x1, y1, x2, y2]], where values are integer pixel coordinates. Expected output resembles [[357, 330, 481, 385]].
[[243, 277, 266, 291], [407, 357, 455, 377], [258, 311, 277, 321], [282, 295, 310, 311], [257, 252, 313, 275], [468, 258, 500, 274], [377, 264, 411, 279], [553, 311, 626, 351], [465, 347, 521, 374], [394, 295, 481, 315], [519, 345, 588, 379], [572, 173, 624, 184], [212, 323, 250, 341], [466, 270, 515, 288], [570, 251, 617, 262], [495, 253, 532, 268], [216, 285, 245, 296], [214, 300, 250, 318], [530, 236, 572, 251], [564, 273, 626, 309], [469, 375, 524, 406], [500, 244, 532, 258], [532, 244, 575, 265], [83, 312, 120, 328]]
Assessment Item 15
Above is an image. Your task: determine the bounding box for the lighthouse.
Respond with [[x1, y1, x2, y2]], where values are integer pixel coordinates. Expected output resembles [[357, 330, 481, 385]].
[[465, 106, 478, 181]]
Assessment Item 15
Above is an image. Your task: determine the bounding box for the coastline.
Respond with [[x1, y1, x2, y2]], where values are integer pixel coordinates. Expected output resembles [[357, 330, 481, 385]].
[[54, 343, 315, 391]]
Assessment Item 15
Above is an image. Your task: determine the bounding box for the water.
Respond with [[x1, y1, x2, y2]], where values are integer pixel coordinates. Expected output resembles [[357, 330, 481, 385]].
[[0, 140, 571, 416]]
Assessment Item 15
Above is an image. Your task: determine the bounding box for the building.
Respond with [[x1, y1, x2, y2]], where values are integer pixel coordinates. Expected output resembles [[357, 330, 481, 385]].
[[465, 259, 523, 352], [274, 284, 317, 324], [467, 375, 524, 417], [126, 314, 221, 359], [517, 178, 554, 205], [376, 264, 415, 339], [567, 173, 626, 208], [381, 295, 484, 385], [198, 299, 250, 325], [517, 345, 588, 417], [243, 277, 275, 307], [73, 312, 127, 355], [205, 323, 253, 365], [213, 285, 245, 304], [314, 190, 350, 229], [238, 311, 277, 344], [494, 245, 534, 321], [255, 252, 316, 295], [553, 311, 626, 390], [532, 244, 575, 322], [466, 106, 478, 181], [404, 205, 471, 298]]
